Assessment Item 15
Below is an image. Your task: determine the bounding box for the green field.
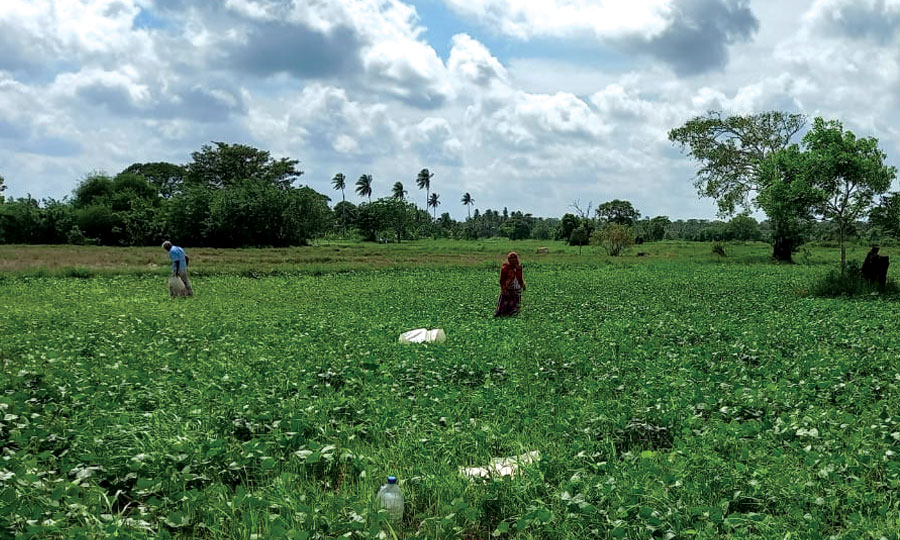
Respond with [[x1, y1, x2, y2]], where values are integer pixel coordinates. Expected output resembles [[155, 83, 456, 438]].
[[3, 243, 900, 539]]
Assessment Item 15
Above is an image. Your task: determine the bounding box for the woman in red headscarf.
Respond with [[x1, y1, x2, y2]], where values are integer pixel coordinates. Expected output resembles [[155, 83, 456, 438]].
[[495, 252, 526, 317]]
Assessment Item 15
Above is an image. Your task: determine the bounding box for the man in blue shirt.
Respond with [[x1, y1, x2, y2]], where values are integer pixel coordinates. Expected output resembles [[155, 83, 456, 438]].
[[162, 241, 194, 297]]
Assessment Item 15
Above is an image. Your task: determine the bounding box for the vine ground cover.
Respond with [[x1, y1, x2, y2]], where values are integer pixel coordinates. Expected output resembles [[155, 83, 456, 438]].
[[3, 256, 900, 538]]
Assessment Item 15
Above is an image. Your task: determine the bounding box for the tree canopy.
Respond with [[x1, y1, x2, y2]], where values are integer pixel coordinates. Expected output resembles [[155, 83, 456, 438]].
[[669, 111, 806, 215], [596, 199, 641, 226], [186, 142, 302, 189], [803, 118, 897, 272]]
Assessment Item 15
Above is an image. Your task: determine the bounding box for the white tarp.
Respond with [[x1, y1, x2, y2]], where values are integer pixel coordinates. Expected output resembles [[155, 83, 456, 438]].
[[398, 328, 446, 344], [459, 451, 541, 479]]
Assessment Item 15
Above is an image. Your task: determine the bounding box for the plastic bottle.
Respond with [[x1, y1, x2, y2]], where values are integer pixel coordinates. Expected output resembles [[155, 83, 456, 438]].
[[376, 476, 404, 521]]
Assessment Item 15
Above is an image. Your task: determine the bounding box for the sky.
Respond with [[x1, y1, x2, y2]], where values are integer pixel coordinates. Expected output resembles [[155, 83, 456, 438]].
[[1, 0, 900, 220]]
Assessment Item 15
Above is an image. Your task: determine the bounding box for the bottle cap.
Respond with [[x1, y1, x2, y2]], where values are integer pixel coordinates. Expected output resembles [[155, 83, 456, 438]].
[[387, 476, 397, 484]]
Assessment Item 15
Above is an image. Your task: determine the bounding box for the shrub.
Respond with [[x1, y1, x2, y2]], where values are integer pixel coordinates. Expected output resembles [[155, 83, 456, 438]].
[[592, 223, 633, 256], [712, 241, 727, 257], [812, 260, 899, 297]]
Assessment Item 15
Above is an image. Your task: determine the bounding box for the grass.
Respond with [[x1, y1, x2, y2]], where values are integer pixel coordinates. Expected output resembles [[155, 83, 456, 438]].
[[0, 240, 892, 277], [3, 241, 900, 538]]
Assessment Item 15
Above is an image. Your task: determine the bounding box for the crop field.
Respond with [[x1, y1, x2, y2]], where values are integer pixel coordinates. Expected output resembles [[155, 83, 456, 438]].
[[3, 245, 900, 539]]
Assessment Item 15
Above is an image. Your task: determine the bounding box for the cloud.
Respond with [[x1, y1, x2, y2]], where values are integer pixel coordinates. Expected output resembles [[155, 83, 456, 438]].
[[806, 0, 900, 44], [164, 0, 454, 108], [441, 0, 758, 74], [448, 34, 509, 88], [401, 117, 463, 165], [634, 0, 759, 75], [0, 0, 156, 77], [226, 22, 363, 79], [246, 84, 401, 160]]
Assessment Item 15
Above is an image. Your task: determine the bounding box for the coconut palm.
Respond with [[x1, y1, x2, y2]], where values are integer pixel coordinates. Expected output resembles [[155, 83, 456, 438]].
[[331, 173, 347, 235], [416, 168, 433, 210], [392, 181, 407, 201], [461, 192, 474, 219], [356, 174, 373, 202], [331, 173, 346, 203], [427, 192, 440, 218]]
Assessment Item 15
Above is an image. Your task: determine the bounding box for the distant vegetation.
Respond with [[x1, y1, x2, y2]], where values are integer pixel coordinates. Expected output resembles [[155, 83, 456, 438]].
[[1, 112, 898, 271]]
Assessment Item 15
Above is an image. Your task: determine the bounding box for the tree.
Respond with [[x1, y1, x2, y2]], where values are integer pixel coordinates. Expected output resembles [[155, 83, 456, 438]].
[[669, 111, 807, 260], [646, 216, 671, 242], [500, 215, 531, 240], [355, 198, 416, 243], [803, 118, 897, 273], [331, 173, 347, 202], [569, 225, 591, 255], [205, 181, 329, 247], [121, 162, 186, 198], [333, 201, 357, 234], [596, 199, 641, 226], [392, 181, 407, 201], [416, 168, 433, 209], [356, 174, 373, 202], [0, 174, 6, 203], [71, 172, 161, 245], [870, 193, 900, 239], [427, 192, 440, 218], [756, 145, 822, 261], [592, 223, 634, 256], [556, 213, 579, 242], [461, 192, 474, 219], [332, 173, 348, 235], [725, 214, 762, 241], [186, 141, 302, 189]]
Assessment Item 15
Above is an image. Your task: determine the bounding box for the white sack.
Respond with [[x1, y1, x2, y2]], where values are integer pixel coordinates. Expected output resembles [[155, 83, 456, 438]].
[[460, 451, 541, 479], [398, 328, 446, 344], [168, 275, 187, 297]]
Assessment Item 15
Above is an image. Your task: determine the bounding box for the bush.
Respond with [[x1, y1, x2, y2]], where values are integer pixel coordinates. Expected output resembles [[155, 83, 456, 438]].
[[592, 223, 633, 256], [568, 225, 591, 247], [712, 241, 727, 257], [812, 260, 899, 297]]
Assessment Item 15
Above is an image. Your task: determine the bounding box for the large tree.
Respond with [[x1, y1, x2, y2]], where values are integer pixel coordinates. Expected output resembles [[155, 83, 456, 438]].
[[669, 111, 807, 260], [120, 162, 186, 198], [0, 174, 6, 203], [596, 199, 641, 226], [186, 142, 302, 189], [355, 197, 416, 243], [755, 145, 822, 261], [803, 118, 897, 273]]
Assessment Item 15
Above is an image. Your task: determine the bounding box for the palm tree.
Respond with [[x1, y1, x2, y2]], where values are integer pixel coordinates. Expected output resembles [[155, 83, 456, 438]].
[[392, 181, 407, 201], [416, 168, 433, 210], [356, 174, 373, 202], [331, 173, 346, 203], [461, 192, 474, 219], [428, 192, 440, 218], [331, 173, 347, 235]]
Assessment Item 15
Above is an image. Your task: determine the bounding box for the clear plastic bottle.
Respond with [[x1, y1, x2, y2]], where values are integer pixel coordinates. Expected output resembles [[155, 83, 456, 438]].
[[376, 476, 404, 521]]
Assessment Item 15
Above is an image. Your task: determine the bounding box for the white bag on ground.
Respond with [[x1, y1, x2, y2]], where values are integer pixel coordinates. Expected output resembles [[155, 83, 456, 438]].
[[398, 328, 446, 344], [460, 451, 541, 479], [168, 275, 187, 297]]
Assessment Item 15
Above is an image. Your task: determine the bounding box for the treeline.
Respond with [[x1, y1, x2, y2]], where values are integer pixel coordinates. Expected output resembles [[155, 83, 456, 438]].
[[2, 128, 900, 252]]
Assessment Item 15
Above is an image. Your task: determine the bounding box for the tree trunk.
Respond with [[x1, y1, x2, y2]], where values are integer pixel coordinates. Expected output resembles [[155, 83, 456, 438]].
[[772, 235, 793, 262], [839, 225, 846, 275]]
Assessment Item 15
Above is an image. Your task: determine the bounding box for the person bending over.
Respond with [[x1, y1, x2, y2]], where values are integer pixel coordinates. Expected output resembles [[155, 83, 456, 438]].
[[163, 240, 193, 297]]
